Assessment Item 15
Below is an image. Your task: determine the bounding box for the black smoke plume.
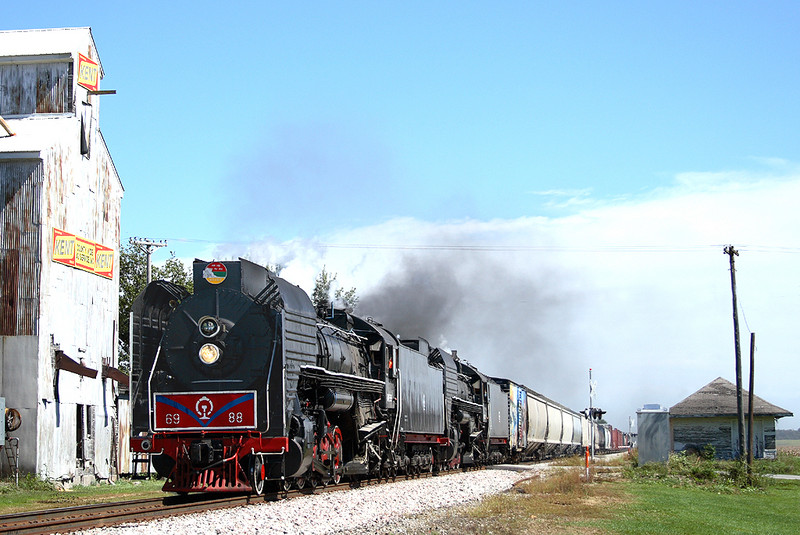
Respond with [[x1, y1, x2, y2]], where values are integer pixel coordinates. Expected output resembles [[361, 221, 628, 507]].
[[357, 252, 585, 405]]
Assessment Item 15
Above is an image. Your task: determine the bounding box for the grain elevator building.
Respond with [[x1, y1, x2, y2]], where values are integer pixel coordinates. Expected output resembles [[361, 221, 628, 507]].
[[0, 27, 125, 485]]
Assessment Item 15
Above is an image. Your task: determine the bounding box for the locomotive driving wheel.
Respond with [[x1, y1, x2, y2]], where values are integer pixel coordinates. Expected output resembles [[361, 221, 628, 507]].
[[318, 426, 343, 485], [249, 456, 265, 496], [331, 427, 343, 484]]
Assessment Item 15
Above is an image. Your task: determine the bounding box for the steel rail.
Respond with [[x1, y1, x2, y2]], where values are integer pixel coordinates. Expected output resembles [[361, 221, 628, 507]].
[[0, 494, 254, 535]]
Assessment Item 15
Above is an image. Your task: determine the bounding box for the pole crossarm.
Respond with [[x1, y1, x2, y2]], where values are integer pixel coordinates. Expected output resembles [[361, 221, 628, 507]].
[[130, 237, 167, 284]]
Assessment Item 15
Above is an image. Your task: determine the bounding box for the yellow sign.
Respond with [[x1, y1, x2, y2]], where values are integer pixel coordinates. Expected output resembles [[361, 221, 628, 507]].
[[75, 238, 96, 272], [52, 230, 76, 263], [77, 54, 99, 92], [52, 228, 114, 279]]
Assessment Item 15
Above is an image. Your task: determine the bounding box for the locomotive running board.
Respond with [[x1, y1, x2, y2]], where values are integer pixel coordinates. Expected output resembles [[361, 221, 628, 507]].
[[453, 396, 484, 414], [299, 365, 385, 394]]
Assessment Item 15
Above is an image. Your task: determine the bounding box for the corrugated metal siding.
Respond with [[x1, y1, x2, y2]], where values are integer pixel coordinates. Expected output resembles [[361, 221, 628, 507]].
[[0, 61, 74, 115], [282, 308, 317, 430], [0, 159, 42, 335], [244, 263, 318, 435]]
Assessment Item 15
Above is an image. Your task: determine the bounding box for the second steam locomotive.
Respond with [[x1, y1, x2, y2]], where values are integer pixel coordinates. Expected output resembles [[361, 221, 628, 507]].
[[129, 259, 620, 493]]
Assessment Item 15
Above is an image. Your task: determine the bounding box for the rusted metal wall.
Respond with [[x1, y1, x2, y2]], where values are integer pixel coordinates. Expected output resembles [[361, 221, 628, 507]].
[[0, 59, 74, 115], [0, 159, 42, 336]]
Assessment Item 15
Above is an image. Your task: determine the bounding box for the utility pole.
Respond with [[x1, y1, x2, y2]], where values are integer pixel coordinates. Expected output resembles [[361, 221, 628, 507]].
[[130, 237, 167, 283], [589, 368, 595, 459], [724, 245, 746, 460], [747, 332, 755, 480]]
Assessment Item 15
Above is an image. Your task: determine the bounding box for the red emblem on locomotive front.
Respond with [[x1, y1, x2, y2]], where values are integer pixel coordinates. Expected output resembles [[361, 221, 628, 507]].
[[153, 392, 256, 431]]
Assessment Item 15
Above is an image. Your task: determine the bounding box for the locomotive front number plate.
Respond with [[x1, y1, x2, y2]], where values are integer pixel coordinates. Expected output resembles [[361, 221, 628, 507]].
[[153, 391, 257, 431]]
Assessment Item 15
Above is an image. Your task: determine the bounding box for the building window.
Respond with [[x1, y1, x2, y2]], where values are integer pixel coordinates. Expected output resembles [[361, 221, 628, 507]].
[[0, 59, 74, 116], [76, 404, 85, 468]]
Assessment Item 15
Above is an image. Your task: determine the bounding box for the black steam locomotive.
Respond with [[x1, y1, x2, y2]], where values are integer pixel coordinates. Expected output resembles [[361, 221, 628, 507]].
[[129, 259, 601, 494]]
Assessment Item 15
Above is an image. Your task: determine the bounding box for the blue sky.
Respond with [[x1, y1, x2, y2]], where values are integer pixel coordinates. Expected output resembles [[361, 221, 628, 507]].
[[9, 2, 799, 240], [5, 2, 800, 430]]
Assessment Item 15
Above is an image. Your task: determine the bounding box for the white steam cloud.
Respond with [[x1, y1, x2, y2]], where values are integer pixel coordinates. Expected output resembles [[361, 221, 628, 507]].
[[214, 168, 800, 430]]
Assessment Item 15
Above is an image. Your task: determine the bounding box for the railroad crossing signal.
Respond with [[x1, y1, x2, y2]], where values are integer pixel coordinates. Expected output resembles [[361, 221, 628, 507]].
[[585, 408, 606, 420]]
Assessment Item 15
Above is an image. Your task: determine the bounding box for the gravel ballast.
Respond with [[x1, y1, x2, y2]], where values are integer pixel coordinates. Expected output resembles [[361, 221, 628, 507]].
[[68, 466, 544, 534]]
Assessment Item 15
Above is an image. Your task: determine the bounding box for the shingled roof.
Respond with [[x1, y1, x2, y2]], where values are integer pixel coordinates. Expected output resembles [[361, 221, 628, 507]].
[[670, 377, 793, 418]]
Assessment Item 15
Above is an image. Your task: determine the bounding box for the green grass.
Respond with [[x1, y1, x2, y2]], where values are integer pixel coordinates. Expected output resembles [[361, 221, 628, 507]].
[[596, 480, 800, 535], [0, 475, 166, 514], [754, 451, 800, 476], [440, 451, 800, 535]]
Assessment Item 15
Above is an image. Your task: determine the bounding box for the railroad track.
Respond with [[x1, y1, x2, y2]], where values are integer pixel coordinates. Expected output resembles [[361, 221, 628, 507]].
[[0, 469, 450, 534], [0, 493, 256, 535]]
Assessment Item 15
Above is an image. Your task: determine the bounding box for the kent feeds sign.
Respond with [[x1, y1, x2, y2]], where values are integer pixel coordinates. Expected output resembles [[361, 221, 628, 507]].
[[52, 228, 114, 279]]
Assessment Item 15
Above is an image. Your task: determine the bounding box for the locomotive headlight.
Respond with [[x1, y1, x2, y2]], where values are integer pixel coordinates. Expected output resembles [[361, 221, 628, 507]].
[[198, 343, 221, 365], [199, 316, 221, 338]]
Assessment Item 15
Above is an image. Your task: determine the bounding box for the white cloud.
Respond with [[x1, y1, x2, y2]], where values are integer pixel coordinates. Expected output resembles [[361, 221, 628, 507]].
[[215, 169, 800, 430]]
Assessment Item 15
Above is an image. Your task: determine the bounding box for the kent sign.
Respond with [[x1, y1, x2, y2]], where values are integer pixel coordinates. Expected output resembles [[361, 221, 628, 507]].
[[52, 228, 114, 279], [77, 54, 99, 92]]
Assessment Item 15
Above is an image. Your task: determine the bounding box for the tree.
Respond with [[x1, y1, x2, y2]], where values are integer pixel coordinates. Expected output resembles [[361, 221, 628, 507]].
[[334, 286, 358, 312], [266, 263, 285, 275], [117, 243, 192, 371], [311, 266, 358, 317], [312, 266, 336, 317]]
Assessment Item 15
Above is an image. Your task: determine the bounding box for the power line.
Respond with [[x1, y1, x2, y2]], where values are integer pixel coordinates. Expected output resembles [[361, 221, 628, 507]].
[[319, 243, 724, 253], [154, 238, 800, 254]]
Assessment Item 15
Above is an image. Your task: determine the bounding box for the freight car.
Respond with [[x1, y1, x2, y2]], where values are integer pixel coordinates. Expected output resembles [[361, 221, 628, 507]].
[[491, 378, 586, 461], [129, 259, 604, 494]]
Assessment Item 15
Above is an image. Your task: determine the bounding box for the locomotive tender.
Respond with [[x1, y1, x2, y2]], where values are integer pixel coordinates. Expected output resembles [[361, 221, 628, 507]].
[[129, 259, 616, 494]]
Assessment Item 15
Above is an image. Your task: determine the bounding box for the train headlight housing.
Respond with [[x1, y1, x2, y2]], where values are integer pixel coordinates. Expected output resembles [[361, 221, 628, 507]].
[[199, 316, 221, 338], [198, 343, 221, 365]]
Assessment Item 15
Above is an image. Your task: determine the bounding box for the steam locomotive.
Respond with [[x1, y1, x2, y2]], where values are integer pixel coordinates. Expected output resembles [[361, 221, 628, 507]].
[[129, 259, 621, 494]]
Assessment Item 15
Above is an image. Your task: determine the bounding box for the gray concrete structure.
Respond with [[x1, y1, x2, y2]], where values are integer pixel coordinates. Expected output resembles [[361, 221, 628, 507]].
[[0, 28, 124, 484], [636, 405, 670, 465]]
